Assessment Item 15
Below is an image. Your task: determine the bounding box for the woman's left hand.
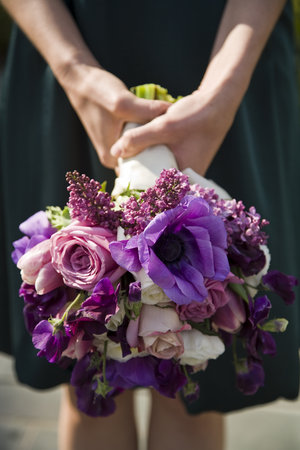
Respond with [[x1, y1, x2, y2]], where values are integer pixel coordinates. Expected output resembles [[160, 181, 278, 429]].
[[110, 86, 237, 176]]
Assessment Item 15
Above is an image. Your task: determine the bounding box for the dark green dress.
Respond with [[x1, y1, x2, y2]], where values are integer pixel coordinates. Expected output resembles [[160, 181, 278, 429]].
[[0, 0, 299, 412]]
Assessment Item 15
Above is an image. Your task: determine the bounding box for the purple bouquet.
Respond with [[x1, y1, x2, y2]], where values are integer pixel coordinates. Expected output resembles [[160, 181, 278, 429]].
[[11, 79, 298, 417], [12, 165, 298, 417]]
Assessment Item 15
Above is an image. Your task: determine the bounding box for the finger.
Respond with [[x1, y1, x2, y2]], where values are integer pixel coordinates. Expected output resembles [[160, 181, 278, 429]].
[[110, 117, 166, 158], [119, 94, 171, 123]]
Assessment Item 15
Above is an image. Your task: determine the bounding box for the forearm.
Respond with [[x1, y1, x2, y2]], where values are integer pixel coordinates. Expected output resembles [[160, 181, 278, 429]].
[[200, 0, 287, 113], [1, 0, 98, 81]]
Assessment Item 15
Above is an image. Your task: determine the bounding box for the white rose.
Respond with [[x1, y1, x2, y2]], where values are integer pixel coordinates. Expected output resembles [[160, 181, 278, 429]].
[[179, 329, 225, 366], [93, 334, 146, 362], [134, 269, 171, 305]]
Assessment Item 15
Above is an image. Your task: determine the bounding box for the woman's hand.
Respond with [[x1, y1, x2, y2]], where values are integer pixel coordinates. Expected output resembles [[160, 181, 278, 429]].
[[110, 86, 236, 175], [0, 0, 169, 169], [59, 64, 170, 168], [110, 0, 286, 175]]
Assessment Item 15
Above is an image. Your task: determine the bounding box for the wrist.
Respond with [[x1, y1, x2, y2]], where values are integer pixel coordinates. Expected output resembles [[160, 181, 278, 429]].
[[52, 49, 101, 89]]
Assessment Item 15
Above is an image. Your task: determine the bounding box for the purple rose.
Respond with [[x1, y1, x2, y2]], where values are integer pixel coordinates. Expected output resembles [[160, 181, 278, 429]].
[[177, 273, 242, 322], [110, 196, 229, 305]]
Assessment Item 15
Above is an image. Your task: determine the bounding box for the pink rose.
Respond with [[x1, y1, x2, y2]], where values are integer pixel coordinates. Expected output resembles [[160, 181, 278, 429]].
[[144, 332, 184, 359], [17, 239, 63, 295], [126, 304, 190, 359], [50, 222, 125, 291], [177, 273, 243, 322]]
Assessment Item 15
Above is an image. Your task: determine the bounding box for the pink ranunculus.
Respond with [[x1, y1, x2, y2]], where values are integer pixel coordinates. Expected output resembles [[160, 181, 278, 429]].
[[177, 272, 243, 322], [17, 239, 63, 294], [50, 221, 125, 291]]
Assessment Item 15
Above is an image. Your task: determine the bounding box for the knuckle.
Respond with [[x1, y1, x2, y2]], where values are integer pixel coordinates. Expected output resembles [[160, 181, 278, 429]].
[[110, 93, 129, 116]]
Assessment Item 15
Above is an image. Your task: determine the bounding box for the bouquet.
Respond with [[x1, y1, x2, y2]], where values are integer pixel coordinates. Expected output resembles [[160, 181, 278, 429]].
[[12, 85, 298, 417]]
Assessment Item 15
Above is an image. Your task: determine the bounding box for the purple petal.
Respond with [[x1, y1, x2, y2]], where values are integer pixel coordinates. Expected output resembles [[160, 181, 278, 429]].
[[145, 249, 175, 289], [262, 270, 298, 305], [19, 211, 55, 238], [109, 240, 141, 272], [212, 246, 230, 280]]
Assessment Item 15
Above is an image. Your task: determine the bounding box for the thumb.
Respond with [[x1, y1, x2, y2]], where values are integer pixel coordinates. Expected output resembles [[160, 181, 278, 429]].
[[110, 116, 166, 159], [120, 94, 170, 123]]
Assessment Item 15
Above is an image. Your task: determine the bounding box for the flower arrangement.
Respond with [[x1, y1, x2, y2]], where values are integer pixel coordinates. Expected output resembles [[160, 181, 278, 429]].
[[12, 85, 298, 417]]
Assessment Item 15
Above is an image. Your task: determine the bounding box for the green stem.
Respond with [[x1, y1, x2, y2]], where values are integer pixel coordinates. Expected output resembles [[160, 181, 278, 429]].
[[102, 340, 108, 385], [52, 291, 86, 333]]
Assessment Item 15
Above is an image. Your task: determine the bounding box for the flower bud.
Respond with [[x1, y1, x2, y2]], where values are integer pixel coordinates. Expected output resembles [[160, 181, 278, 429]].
[[212, 289, 246, 333]]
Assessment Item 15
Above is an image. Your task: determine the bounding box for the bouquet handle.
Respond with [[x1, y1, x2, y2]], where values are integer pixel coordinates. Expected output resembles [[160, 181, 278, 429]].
[[113, 122, 231, 200]]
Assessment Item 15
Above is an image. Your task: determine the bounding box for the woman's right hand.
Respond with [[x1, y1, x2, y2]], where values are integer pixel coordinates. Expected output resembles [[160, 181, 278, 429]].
[[59, 63, 170, 168]]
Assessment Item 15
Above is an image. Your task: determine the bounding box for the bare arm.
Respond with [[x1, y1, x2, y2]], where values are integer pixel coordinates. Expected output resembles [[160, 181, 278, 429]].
[[111, 0, 287, 174], [1, 0, 169, 168]]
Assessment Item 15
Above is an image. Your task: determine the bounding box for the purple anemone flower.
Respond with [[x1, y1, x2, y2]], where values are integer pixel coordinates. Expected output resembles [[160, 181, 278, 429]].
[[32, 320, 69, 363], [12, 211, 56, 264], [262, 270, 298, 305], [110, 196, 230, 305], [236, 358, 265, 395]]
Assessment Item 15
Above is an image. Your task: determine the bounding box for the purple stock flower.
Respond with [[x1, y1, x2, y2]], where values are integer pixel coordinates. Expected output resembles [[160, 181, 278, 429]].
[[19, 283, 73, 334], [243, 296, 277, 358], [128, 281, 141, 302], [110, 196, 230, 305], [236, 358, 265, 395], [32, 320, 69, 363], [71, 353, 119, 417], [262, 270, 298, 305], [12, 211, 56, 264], [228, 238, 266, 276], [67, 278, 118, 340], [107, 316, 131, 358], [106, 356, 186, 398]]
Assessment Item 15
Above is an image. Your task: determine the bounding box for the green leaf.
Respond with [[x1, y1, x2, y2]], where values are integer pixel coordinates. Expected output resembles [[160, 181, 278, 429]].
[[46, 206, 71, 230], [100, 181, 107, 192], [188, 319, 218, 336], [229, 282, 249, 303]]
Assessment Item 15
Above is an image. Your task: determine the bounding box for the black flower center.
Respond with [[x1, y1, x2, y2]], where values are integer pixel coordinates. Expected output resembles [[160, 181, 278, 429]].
[[154, 233, 184, 264]]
